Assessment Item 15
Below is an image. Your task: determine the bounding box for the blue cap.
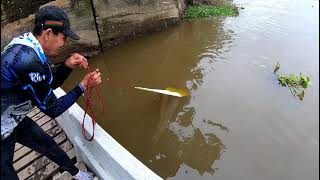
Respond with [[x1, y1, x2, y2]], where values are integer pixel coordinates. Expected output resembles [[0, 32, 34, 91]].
[[34, 6, 80, 40]]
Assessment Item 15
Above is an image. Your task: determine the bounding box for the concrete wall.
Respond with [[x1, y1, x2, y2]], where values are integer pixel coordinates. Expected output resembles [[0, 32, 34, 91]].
[[1, 0, 53, 26], [1, 0, 187, 61], [94, 0, 184, 49], [1, 0, 101, 61]]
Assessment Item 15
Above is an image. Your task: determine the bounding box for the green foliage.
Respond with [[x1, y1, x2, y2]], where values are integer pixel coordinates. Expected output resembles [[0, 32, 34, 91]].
[[274, 62, 312, 101], [185, 5, 239, 18], [274, 62, 280, 74]]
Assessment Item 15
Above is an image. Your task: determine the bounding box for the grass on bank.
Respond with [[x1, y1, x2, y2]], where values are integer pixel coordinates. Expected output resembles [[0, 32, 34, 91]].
[[185, 5, 239, 18]]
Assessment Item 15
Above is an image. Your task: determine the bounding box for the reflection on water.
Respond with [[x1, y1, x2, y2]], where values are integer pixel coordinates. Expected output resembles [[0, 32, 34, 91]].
[[62, 0, 319, 179], [152, 95, 181, 144], [63, 17, 232, 179], [151, 95, 228, 178]]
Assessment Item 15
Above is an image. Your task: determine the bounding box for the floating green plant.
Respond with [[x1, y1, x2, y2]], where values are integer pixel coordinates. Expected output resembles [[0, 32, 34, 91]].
[[185, 5, 239, 18], [274, 62, 312, 101]]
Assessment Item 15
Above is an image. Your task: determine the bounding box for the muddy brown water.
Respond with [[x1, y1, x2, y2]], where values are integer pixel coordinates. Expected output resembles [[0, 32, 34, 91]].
[[62, 0, 319, 179]]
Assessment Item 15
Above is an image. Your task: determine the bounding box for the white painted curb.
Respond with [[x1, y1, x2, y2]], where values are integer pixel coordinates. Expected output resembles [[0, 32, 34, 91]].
[[54, 88, 162, 180]]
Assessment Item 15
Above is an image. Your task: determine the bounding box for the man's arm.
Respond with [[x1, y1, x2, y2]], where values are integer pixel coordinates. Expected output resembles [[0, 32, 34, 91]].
[[12, 46, 100, 118], [44, 69, 101, 118], [51, 63, 73, 89], [42, 84, 84, 118], [11, 45, 84, 118], [51, 53, 88, 89]]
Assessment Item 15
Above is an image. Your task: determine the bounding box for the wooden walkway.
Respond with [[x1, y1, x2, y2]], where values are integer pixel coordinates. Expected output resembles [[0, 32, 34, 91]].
[[13, 108, 77, 180]]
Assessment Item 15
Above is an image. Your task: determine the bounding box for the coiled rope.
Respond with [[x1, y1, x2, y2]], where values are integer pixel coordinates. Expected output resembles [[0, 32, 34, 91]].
[[82, 66, 105, 141]]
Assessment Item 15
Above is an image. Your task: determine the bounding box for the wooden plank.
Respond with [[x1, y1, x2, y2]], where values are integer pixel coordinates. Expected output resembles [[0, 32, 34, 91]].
[[45, 124, 62, 138], [26, 108, 41, 118], [13, 128, 63, 162], [53, 162, 90, 180], [14, 124, 59, 152], [27, 148, 76, 180], [14, 110, 42, 151], [54, 173, 99, 180], [13, 131, 66, 162], [14, 119, 59, 152], [18, 143, 75, 180], [13, 136, 72, 171], [41, 120, 58, 132], [15, 144, 23, 152], [32, 112, 46, 122], [36, 115, 52, 127], [52, 172, 63, 180]]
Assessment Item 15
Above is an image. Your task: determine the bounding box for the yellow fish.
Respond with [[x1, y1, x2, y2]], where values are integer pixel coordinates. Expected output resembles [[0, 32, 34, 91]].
[[165, 87, 190, 97], [134, 87, 190, 97]]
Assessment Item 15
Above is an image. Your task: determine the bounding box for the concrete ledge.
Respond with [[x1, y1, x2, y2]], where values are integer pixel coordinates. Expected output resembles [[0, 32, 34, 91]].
[[53, 88, 162, 180]]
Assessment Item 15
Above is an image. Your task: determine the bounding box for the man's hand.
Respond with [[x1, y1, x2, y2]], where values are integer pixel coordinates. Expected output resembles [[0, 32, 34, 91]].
[[80, 69, 102, 90], [65, 53, 88, 69]]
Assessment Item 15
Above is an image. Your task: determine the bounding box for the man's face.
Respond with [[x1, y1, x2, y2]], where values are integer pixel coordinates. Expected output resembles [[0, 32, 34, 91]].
[[43, 29, 67, 56]]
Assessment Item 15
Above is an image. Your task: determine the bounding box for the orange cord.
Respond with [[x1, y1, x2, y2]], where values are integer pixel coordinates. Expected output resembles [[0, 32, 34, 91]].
[[81, 64, 135, 141], [82, 66, 105, 141]]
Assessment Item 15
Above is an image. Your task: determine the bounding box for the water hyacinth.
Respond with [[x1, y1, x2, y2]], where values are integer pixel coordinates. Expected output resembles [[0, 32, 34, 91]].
[[274, 62, 312, 101], [185, 5, 239, 18]]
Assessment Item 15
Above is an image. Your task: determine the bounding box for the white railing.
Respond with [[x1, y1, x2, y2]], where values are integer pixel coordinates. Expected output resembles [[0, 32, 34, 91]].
[[53, 88, 162, 180]]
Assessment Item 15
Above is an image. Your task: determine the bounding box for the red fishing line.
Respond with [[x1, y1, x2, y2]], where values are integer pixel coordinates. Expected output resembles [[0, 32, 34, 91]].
[[82, 66, 105, 141], [81, 63, 139, 141]]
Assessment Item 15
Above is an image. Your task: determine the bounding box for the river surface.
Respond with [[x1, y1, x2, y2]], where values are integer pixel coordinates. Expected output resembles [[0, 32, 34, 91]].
[[62, 0, 319, 179]]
